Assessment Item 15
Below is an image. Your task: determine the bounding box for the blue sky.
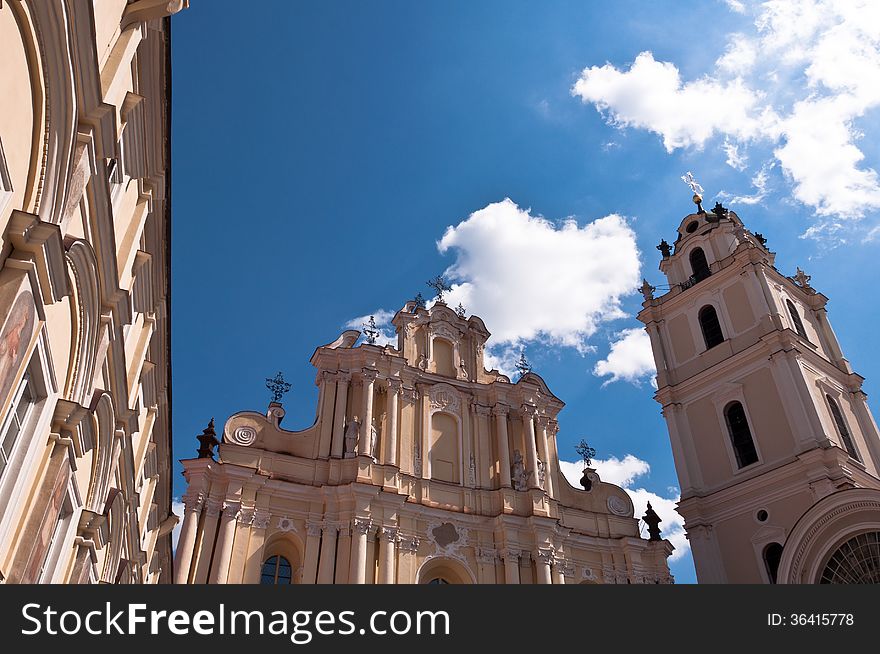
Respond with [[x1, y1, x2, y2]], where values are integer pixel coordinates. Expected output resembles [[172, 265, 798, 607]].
[[171, 1, 880, 584]]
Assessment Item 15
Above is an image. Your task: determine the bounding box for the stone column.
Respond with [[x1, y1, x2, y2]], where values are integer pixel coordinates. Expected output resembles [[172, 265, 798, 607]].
[[318, 372, 337, 458], [536, 417, 554, 497], [377, 526, 398, 584], [209, 502, 240, 584], [502, 549, 520, 584], [349, 517, 372, 584], [193, 499, 222, 583], [301, 522, 323, 584], [493, 405, 512, 488], [316, 523, 338, 584], [551, 564, 564, 585], [385, 380, 401, 466], [522, 405, 540, 489], [173, 492, 203, 584], [330, 373, 351, 458], [535, 549, 553, 584], [359, 370, 378, 457], [475, 405, 492, 487]]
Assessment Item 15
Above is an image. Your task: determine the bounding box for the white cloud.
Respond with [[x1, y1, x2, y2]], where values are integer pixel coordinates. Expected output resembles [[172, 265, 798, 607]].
[[560, 456, 688, 561], [571, 1, 880, 235], [344, 310, 398, 347], [437, 199, 641, 352], [723, 138, 748, 171], [171, 499, 184, 553], [718, 160, 774, 205], [571, 52, 766, 152], [592, 328, 656, 386]]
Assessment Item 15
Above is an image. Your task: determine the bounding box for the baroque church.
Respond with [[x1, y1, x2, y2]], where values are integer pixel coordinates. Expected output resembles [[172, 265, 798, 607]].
[[637, 194, 880, 584], [174, 300, 674, 584]]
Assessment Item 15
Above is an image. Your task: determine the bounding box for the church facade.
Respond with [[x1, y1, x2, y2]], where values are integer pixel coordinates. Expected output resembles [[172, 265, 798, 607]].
[[638, 197, 880, 583], [0, 0, 185, 584], [175, 300, 673, 584]]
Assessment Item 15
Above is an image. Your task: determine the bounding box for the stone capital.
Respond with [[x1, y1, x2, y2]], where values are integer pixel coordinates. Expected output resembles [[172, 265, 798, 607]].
[[474, 404, 492, 417], [535, 548, 555, 565], [182, 492, 205, 512], [399, 535, 420, 554], [387, 378, 403, 394], [221, 501, 241, 519], [536, 415, 551, 428], [237, 508, 256, 526], [306, 522, 323, 538], [361, 368, 380, 383], [521, 404, 538, 418], [475, 547, 497, 564], [252, 509, 271, 530], [203, 498, 223, 518], [321, 370, 338, 383], [380, 526, 399, 542], [352, 517, 373, 535], [336, 372, 352, 384], [492, 404, 510, 417], [502, 548, 521, 562], [400, 386, 419, 402]]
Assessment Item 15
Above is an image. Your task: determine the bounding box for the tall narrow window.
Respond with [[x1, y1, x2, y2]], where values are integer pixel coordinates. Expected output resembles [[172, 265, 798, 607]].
[[689, 247, 711, 282], [826, 395, 859, 460], [0, 376, 36, 483], [699, 305, 724, 349], [725, 401, 758, 468], [763, 543, 783, 584], [785, 299, 807, 338], [260, 555, 293, 584]]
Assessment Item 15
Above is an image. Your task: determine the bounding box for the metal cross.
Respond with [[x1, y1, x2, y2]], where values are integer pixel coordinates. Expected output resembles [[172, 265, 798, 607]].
[[681, 171, 704, 196], [265, 371, 292, 403], [426, 275, 452, 302], [455, 303, 467, 318], [514, 350, 532, 377], [575, 439, 596, 468], [362, 315, 380, 345]]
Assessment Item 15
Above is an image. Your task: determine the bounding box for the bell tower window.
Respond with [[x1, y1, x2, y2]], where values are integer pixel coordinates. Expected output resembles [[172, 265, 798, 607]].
[[785, 299, 808, 339], [698, 305, 724, 349], [724, 401, 758, 468], [689, 247, 711, 282], [826, 395, 859, 460]]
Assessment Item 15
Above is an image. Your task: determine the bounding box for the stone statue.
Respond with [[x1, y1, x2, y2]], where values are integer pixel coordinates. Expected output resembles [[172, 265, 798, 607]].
[[656, 239, 671, 258], [369, 419, 378, 459], [511, 450, 531, 491], [344, 416, 360, 458], [639, 279, 655, 302], [536, 458, 546, 490]]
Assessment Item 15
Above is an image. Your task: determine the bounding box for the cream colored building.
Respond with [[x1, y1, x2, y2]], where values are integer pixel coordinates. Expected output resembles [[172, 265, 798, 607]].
[[176, 300, 673, 584], [639, 199, 880, 583], [0, 0, 185, 583]]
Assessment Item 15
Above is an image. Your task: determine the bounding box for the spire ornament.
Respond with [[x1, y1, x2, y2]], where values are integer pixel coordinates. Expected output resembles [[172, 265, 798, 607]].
[[456, 303, 467, 318], [196, 418, 220, 459], [575, 439, 598, 491], [413, 292, 426, 310], [792, 267, 815, 294], [426, 275, 452, 303], [362, 315, 380, 345], [265, 371, 292, 404], [514, 350, 532, 378]]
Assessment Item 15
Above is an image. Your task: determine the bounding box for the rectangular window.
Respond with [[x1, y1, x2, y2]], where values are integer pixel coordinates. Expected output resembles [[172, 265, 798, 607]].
[[0, 376, 35, 483]]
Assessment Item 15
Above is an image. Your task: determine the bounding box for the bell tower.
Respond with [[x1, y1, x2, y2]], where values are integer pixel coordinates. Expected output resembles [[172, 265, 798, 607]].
[[638, 189, 880, 583]]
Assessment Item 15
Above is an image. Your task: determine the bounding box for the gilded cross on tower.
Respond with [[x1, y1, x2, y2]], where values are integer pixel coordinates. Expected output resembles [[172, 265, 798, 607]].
[[265, 371, 292, 403], [681, 171, 705, 212]]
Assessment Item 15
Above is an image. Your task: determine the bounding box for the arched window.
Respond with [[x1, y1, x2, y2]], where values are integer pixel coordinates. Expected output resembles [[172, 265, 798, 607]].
[[819, 532, 880, 583], [785, 299, 807, 339], [763, 543, 783, 584], [260, 555, 292, 585], [699, 305, 724, 349], [826, 395, 859, 460], [689, 247, 711, 282], [724, 402, 758, 468]]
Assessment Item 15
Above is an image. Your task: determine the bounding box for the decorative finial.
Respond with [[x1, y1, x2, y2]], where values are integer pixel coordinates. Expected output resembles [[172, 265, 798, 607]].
[[196, 418, 219, 459], [514, 350, 532, 377], [362, 315, 380, 345], [455, 303, 467, 318], [657, 239, 671, 258], [413, 292, 426, 310], [265, 371, 292, 404], [681, 171, 704, 212], [709, 201, 728, 222], [426, 275, 452, 303], [753, 232, 767, 247], [642, 501, 663, 541], [639, 279, 656, 301], [792, 267, 815, 294]]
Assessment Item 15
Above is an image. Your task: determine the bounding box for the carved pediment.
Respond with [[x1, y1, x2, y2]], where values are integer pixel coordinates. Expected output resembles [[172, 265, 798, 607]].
[[428, 383, 461, 415]]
